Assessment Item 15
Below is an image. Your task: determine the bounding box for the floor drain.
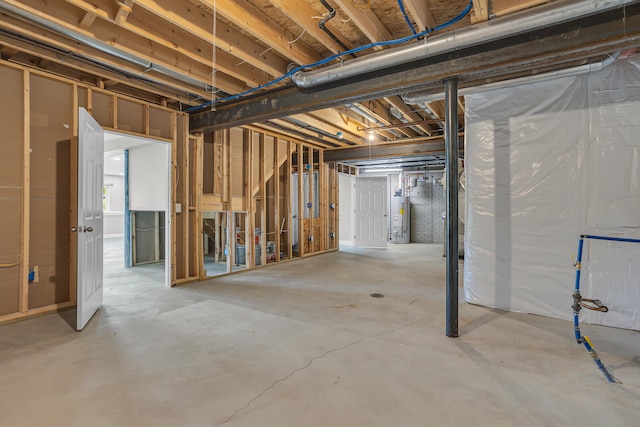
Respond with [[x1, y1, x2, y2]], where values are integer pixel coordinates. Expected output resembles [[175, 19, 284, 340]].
[[370, 293, 384, 298]]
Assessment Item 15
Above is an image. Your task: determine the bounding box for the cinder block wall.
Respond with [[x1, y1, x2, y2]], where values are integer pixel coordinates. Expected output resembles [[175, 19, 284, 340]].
[[410, 174, 445, 243]]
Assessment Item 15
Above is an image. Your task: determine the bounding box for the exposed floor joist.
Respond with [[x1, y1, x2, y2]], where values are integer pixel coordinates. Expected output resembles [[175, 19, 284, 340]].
[[191, 4, 640, 132]]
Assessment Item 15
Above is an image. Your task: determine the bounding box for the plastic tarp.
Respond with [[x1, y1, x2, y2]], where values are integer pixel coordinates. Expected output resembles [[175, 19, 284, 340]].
[[464, 54, 640, 330]]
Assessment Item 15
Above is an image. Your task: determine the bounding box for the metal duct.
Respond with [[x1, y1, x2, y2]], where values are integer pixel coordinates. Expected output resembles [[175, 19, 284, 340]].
[[291, 0, 636, 89], [0, 2, 211, 91], [403, 52, 621, 104]]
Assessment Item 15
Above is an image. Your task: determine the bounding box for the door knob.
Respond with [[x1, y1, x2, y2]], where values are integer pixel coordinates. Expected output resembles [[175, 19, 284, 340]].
[[84, 226, 94, 232], [70, 227, 78, 232]]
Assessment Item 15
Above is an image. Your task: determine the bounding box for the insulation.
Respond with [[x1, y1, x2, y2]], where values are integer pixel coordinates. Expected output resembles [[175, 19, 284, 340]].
[[0, 66, 23, 315], [149, 107, 172, 139], [464, 54, 640, 330], [117, 99, 144, 134], [28, 75, 72, 309]]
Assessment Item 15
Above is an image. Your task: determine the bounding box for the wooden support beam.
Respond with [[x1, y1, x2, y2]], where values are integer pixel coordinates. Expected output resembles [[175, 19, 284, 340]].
[[114, 0, 134, 25], [198, 0, 320, 67], [171, 113, 178, 284], [79, 11, 98, 28], [19, 70, 30, 313], [384, 96, 434, 135], [244, 129, 254, 269], [308, 147, 314, 255], [0, 18, 211, 102], [182, 117, 190, 279], [69, 84, 79, 303], [306, 108, 365, 142], [491, 0, 550, 18], [404, 0, 436, 31], [259, 133, 266, 266], [297, 143, 304, 257], [132, 0, 288, 78], [192, 134, 203, 279], [332, 0, 392, 48], [319, 150, 327, 252], [332, 164, 339, 247], [356, 101, 417, 139], [291, 113, 360, 146], [224, 129, 233, 269], [286, 141, 293, 260], [274, 138, 281, 262], [59, 0, 266, 90], [6, 0, 246, 93], [472, 0, 490, 24], [0, 45, 19, 60]]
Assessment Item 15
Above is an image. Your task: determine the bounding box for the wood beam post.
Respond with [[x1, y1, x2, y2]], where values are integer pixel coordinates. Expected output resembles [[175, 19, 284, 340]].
[[19, 70, 30, 313], [274, 138, 281, 262], [297, 143, 304, 258]]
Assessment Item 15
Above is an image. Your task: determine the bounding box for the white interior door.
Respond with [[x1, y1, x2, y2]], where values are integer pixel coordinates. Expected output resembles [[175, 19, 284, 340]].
[[77, 108, 104, 330], [355, 177, 388, 248]]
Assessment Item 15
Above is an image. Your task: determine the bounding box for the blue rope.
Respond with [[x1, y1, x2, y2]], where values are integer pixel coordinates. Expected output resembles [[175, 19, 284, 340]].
[[398, 0, 417, 35], [187, 0, 473, 112]]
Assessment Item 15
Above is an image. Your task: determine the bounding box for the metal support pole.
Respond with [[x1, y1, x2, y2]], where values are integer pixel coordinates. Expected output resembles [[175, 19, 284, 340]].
[[445, 78, 459, 338], [124, 149, 132, 268]]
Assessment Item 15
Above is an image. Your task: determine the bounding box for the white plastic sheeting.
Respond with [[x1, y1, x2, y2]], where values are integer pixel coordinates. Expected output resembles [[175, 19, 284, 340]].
[[464, 54, 640, 330]]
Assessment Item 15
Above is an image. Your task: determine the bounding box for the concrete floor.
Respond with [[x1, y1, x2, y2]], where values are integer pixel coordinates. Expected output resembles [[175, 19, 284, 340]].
[[0, 244, 639, 426]]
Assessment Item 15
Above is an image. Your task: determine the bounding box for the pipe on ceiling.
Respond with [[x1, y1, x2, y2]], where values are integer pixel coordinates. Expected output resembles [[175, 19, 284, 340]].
[[318, 0, 355, 57], [0, 2, 212, 92], [403, 52, 621, 104], [291, 0, 636, 89]]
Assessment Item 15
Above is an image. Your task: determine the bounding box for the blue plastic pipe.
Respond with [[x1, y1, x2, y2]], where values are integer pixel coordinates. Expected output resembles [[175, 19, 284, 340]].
[[572, 235, 618, 383], [573, 237, 584, 342], [582, 234, 640, 244]]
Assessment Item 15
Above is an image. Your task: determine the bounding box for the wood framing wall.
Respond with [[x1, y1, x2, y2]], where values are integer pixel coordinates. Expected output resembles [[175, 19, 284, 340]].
[[0, 59, 191, 324], [0, 58, 340, 325], [200, 126, 339, 278]]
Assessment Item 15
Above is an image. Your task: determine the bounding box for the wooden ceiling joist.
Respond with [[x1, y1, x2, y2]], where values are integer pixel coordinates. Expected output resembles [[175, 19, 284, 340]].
[[132, 0, 289, 77], [332, 0, 392, 48], [64, 0, 272, 90], [198, 0, 320, 67], [79, 11, 97, 28], [384, 96, 433, 135], [269, 0, 354, 55], [0, 17, 210, 103], [403, 0, 436, 31], [114, 0, 134, 25], [471, 0, 490, 24]]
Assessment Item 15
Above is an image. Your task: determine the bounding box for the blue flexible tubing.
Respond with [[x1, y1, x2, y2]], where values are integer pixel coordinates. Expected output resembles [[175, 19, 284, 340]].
[[572, 236, 616, 383], [187, 0, 473, 111], [398, 0, 417, 35]]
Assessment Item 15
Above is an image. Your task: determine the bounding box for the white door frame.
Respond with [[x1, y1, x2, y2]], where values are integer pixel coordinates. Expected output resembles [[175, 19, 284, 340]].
[[103, 131, 172, 288]]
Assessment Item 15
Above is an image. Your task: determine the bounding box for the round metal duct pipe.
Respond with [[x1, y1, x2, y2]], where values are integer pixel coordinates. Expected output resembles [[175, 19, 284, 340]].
[[291, 0, 636, 89]]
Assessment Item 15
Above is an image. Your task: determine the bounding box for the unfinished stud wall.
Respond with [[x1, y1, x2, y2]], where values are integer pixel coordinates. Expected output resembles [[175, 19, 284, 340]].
[[199, 126, 338, 277], [0, 60, 191, 324], [0, 65, 23, 316]]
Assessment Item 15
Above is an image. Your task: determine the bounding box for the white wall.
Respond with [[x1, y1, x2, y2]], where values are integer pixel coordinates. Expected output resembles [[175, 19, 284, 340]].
[[129, 143, 169, 211], [338, 173, 355, 246], [104, 174, 124, 237], [464, 55, 640, 330]]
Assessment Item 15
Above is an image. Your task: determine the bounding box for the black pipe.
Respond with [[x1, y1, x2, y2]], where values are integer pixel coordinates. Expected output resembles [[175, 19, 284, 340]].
[[318, 0, 357, 58], [444, 78, 459, 338]]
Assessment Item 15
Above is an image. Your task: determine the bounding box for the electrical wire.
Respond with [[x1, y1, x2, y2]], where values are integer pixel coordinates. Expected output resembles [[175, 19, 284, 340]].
[[187, 0, 473, 112], [0, 262, 20, 268], [398, 0, 417, 35]]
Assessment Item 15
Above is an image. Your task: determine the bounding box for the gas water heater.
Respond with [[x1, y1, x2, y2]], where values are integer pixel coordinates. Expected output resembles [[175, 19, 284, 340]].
[[391, 193, 410, 244]]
